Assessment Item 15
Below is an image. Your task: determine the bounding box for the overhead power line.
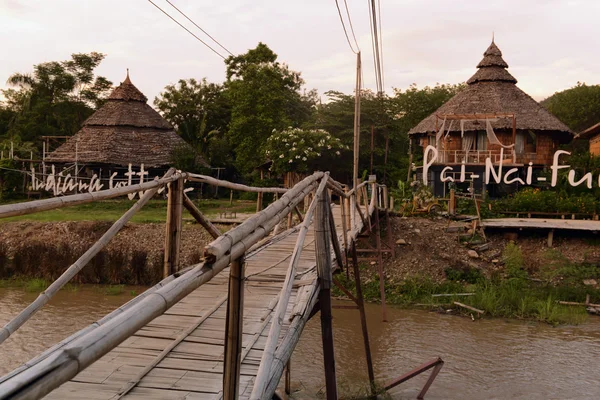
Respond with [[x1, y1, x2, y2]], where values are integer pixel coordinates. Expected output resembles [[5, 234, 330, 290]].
[[343, 0, 360, 52], [165, 0, 234, 56], [147, 0, 226, 60], [377, 0, 385, 91], [368, 0, 384, 94], [334, 0, 359, 54]]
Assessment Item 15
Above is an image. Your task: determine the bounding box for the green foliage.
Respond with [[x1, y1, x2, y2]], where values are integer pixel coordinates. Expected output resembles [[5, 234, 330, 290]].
[[502, 242, 528, 281], [154, 78, 230, 165], [444, 266, 484, 284], [1, 52, 112, 149], [542, 82, 600, 132], [495, 188, 599, 215], [225, 43, 313, 172], [264, 127, 346, 174], [0, 159, 22, 199]]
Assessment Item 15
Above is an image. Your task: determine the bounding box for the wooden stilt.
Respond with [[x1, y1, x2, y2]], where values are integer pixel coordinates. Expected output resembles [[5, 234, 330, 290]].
[[315, 186, 337, 400], [223, 255, 245, 399], [417, 362, 444, 400], [547, 229, 554, 247], [351, 243, 376, 395], [374, 192, 388, 322], [164, 177, 184, 278]]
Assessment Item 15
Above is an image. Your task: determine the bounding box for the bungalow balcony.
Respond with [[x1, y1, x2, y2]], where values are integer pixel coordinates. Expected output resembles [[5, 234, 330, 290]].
[[435, 149, 517, 165]]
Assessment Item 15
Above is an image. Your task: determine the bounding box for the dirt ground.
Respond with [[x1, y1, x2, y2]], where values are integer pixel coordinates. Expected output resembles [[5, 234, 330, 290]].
[[377, 216, 600, 283]]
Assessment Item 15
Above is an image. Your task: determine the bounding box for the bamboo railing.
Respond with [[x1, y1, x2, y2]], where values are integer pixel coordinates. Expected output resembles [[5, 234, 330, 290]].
[[0, 170, 394, 400]]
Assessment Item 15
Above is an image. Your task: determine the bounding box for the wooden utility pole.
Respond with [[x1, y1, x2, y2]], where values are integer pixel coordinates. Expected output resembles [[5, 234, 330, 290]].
[[315, 187, 337, 400], [164, 177, 184, 277], [223, 255, 245, 399], [352, 52, 362, 229]]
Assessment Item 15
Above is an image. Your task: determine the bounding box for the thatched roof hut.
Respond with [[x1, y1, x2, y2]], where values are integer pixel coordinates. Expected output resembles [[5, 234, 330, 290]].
[[47, 73, 193, 168], [408, 41, 573, 141]]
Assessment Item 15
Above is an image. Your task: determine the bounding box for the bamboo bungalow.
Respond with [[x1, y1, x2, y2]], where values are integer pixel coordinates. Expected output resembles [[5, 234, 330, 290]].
[[408, 40, 573, 196], [46, 73, 195, 180], [576, 122, 600, 156]]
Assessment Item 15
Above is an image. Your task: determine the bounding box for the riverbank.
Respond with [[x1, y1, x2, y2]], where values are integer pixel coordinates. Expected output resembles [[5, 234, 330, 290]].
[[1, 215, 599, 324], [334, 216, 600, 325]]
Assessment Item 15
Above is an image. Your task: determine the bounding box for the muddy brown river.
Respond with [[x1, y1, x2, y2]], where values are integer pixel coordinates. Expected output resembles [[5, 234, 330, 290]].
[[1, 287, 599, 399]]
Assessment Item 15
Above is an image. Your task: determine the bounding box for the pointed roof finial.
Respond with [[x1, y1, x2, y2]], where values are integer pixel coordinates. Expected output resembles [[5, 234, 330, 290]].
[[492, 31, 495, 43], [127, 68, 129, 78]]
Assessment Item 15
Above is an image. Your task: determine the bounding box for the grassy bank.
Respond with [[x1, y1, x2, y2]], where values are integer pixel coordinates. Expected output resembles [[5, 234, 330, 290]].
[[334, 243, 599, 325], [0, 277, 140, 296], [0, 199, 256, 223]]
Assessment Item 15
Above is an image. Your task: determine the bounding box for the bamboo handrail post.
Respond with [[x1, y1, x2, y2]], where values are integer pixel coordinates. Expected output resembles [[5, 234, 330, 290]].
[[385, 208, 395, 258], [327, 196, 344, 270], [351, 243, 376, 395], [183, 194, 221, 239], [315, 189, 338, 400], [223, 254, 245, 399], [362, 186, 372, 232], [250, 175, 330, 400], [284, 360, 291, 395], [164, 176, 184, 278], [374, 194, 388, 322]]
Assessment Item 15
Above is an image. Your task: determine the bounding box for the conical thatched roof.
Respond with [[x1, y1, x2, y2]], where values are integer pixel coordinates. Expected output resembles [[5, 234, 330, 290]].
[[47, 73, 194, 168], [408, 41, 573, 140]]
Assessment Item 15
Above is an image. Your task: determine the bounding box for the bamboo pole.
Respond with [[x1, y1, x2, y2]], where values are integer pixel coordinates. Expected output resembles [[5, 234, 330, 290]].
[[205, 172, 323, 263], [0, 172, 185, 219], [164, 177, 184, 278], [0, 176, 317, 399], [0, 169, 176, 345], [351, 243, 376, 395], [373, 185, 388, 322], [223, 255, 245, 399], [187, 173, 287, 193], [250, 175, 329, 400], [315, 187, 338, 400], [183, 194, 221, 239], [327, 198, 344, 270]]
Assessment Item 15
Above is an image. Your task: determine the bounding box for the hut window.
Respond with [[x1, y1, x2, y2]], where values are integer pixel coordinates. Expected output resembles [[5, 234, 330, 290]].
[[516, 133, 525, 154], [476, 131, 487, 151]]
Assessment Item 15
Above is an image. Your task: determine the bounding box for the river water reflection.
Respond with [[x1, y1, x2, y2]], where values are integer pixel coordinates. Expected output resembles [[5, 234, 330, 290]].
[[0, 288, 599, 399]]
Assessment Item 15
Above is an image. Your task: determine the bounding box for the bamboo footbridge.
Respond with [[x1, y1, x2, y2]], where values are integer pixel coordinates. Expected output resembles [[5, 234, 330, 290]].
[[0, 170, 402, 400]]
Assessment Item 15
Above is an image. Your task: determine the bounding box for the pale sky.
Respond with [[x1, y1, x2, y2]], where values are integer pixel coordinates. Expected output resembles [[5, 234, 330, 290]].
[[1, 0, 599, 104]]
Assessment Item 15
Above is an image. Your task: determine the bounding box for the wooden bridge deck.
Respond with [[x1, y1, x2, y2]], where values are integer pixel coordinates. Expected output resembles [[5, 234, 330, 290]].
[[44, 205, 352, 400]]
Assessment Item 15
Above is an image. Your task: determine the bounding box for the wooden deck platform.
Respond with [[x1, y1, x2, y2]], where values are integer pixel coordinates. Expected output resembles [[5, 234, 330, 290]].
[[482, 218, 600, 232], [42, 205, 353, 399]]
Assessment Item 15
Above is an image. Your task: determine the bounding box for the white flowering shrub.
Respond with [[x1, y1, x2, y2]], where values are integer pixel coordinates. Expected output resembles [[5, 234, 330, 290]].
[[265, 127, 347, 174]]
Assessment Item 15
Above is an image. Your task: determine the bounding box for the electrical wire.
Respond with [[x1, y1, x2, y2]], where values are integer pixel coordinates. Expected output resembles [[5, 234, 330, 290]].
[[367, 0, 384, 94], [165, 0, 234, 56], [342, 0, 360, 52], [377, 0, 385, 91], [147, 0, 226, 59], [367, 0, 381, 92], [334, 0, 359, 54]]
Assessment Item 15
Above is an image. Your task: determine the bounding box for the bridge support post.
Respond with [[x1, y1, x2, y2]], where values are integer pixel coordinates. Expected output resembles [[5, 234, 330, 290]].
[[223, 254, 245, 399], [315, 189, 338, 400], [373, 184, 388, 322], [164, 177, 183, 278], [351, 242, 376, 397]]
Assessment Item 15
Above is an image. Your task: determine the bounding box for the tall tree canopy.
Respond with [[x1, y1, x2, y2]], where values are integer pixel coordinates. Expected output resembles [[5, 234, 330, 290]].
[[225, 43, 314, 172], [312, 83, 463, 187], [154, 78, 230, 164], [542, 82, 600, 132], [1, 52, 111, 154]]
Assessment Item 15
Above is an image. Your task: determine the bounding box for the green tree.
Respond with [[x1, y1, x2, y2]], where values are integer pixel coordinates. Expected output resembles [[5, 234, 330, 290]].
[[2, 52, 112, 152], [154, 78, 230, 164], [225, 43, 312, 172], [542, 82, 600, 132]]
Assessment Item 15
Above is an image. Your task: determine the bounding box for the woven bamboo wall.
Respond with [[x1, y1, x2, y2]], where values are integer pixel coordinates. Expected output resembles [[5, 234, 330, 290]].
[[590, 135, 600, 156]]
